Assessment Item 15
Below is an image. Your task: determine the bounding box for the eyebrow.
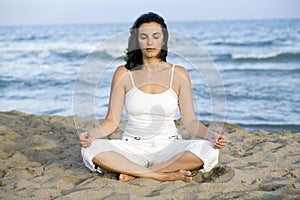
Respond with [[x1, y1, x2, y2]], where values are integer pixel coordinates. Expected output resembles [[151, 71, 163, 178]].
[[139, 32, 162, 36]]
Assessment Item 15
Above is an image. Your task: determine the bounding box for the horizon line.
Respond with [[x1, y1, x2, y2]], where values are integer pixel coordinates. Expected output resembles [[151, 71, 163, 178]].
[[1, 17, 299, 27]]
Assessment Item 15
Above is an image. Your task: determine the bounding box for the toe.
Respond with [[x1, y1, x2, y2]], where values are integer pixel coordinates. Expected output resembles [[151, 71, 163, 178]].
[[119, 174, 124, 181]]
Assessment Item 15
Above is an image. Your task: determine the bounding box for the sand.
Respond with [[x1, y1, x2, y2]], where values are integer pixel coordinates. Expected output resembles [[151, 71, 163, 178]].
[[0, 110, 299, 199]]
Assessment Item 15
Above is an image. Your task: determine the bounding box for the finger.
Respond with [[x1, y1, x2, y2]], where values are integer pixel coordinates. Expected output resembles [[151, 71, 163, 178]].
[[216, 141, 227, 145], [215, 140, 227, 144], [217, 136, 226, 142], [215, 141, 227, 146], [218, 136, 226, 141], [214, 143, 225, 149], [214, 145, 222, 149], [219, 138, 227, 142], [80, 140, 88, 145], [216, 141, 226, 145], [80, 141, 90, 147], [80, 142, 86, 147], [81, 136, 92, 142], [215, 137, 222, 143], [216, 137, 227, 143], [80, 132, 88, 139], [81, 143, 90, 148]]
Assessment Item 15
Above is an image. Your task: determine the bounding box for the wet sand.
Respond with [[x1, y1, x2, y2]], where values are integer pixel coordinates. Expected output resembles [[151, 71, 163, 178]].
[[0, 110, 299, 199]]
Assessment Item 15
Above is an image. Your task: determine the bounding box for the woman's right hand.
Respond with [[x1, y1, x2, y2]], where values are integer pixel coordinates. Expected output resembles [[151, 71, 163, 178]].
[[79, 131, 94, 148]]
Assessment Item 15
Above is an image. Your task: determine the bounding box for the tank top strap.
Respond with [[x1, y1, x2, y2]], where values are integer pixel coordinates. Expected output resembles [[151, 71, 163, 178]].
[[169, 64, 176, 88], [127, 70, 135, 87]]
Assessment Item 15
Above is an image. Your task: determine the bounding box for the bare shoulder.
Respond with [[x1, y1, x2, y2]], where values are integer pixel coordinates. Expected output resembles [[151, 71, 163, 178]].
[[114, 65, 128, 76], [174, 65, 188, 74], [112, 65, 128, 81], [174, 65, 191, 83]]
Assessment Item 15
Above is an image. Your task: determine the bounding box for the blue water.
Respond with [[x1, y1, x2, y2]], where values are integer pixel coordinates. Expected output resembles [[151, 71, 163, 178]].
[[1, 19, 300, 132]]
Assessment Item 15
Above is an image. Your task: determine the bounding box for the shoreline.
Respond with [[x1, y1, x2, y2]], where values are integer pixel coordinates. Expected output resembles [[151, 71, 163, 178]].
[[1, 109, 299, 134], [239, 124, 300, 134], [0, 110, 299, 199]]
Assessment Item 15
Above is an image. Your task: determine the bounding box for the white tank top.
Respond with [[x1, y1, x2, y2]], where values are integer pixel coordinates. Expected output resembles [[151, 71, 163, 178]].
[[124, 65, 179, 139]]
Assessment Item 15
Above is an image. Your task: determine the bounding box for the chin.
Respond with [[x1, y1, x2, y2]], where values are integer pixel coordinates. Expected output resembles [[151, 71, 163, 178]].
[[145, 52, 160, 58]]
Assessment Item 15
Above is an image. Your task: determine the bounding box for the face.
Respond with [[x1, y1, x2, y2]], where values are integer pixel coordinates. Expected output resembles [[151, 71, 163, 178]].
[[138, 22, 164, 59]]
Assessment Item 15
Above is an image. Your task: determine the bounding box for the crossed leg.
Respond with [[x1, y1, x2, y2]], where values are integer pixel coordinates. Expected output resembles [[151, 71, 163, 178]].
[[92, 150, 203, 182]]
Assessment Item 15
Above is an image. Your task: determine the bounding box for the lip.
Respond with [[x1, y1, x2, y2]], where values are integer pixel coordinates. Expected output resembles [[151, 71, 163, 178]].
[[146, 48, 156, 51]]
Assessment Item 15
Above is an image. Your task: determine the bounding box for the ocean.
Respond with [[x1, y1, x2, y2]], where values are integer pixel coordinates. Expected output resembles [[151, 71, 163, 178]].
[[0, 19, 299, 133]]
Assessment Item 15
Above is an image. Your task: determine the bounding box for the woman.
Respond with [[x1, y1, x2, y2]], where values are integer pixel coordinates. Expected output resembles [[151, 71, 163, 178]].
[[80, 12, 227, 183]]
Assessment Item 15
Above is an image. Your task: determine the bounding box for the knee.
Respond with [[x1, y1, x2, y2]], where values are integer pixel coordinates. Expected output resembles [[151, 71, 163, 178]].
[[81, 147, 97, 171], [92, 151, 120, 166], [81, 147, 89, 159], [94, 151, 115, 160]]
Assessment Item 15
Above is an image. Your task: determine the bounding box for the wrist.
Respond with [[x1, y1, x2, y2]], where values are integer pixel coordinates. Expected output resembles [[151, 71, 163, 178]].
[[205, 130, 219, 142], [89, 126, 104, 139], [87, 129, 96, 139]]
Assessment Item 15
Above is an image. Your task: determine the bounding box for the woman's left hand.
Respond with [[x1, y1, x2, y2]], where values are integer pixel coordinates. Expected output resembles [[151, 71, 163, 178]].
[[213, 135, 227, 149]]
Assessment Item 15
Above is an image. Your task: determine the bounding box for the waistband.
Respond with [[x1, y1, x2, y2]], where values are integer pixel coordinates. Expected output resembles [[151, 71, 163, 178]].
[[122, 132, 182, 142]]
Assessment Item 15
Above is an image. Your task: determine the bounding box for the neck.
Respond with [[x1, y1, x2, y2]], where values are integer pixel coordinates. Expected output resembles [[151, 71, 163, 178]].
[[142, 59, 165, 72], [142, 56, 161, 64]]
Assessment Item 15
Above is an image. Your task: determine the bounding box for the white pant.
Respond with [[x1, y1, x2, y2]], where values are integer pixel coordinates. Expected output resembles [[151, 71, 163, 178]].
[[81, 135, 219, 173]]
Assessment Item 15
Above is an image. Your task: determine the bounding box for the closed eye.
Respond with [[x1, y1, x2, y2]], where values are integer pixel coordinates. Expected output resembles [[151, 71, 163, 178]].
[[153, 33, 162, 39], [139, 33, 148, 40]]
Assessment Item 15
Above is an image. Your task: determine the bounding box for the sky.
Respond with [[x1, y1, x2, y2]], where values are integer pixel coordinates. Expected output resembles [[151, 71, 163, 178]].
[[0, 0, 300, 26]]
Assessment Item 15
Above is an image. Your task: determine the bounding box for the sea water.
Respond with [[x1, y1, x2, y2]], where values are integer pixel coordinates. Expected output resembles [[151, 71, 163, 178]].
[[0, 19, 299, 132]]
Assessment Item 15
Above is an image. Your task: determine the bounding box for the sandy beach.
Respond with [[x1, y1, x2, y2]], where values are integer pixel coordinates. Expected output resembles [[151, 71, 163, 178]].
[[0, 110, 299, 199]]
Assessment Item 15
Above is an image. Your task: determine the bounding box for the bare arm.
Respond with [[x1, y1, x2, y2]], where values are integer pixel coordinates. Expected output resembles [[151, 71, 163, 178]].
[[175, 66, 226, 148], [80, 66, 128, 147]]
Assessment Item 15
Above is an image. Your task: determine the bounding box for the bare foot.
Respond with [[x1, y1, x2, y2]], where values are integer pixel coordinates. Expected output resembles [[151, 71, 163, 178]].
[[160, 170, 193, 183], [119, 170, 192, 183], [119, 173, 136, 182]]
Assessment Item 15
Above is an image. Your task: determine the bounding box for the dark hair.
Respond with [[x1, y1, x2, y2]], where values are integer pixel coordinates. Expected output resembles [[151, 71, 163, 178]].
[[125, 12, 169, 70]]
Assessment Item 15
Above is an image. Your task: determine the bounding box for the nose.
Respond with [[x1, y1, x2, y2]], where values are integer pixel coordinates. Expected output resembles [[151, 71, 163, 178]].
[[147, 38, 153, 45]]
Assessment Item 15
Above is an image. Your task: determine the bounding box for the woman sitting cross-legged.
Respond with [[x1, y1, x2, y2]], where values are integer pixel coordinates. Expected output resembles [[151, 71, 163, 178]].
[[80, 12, 227, 182]]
